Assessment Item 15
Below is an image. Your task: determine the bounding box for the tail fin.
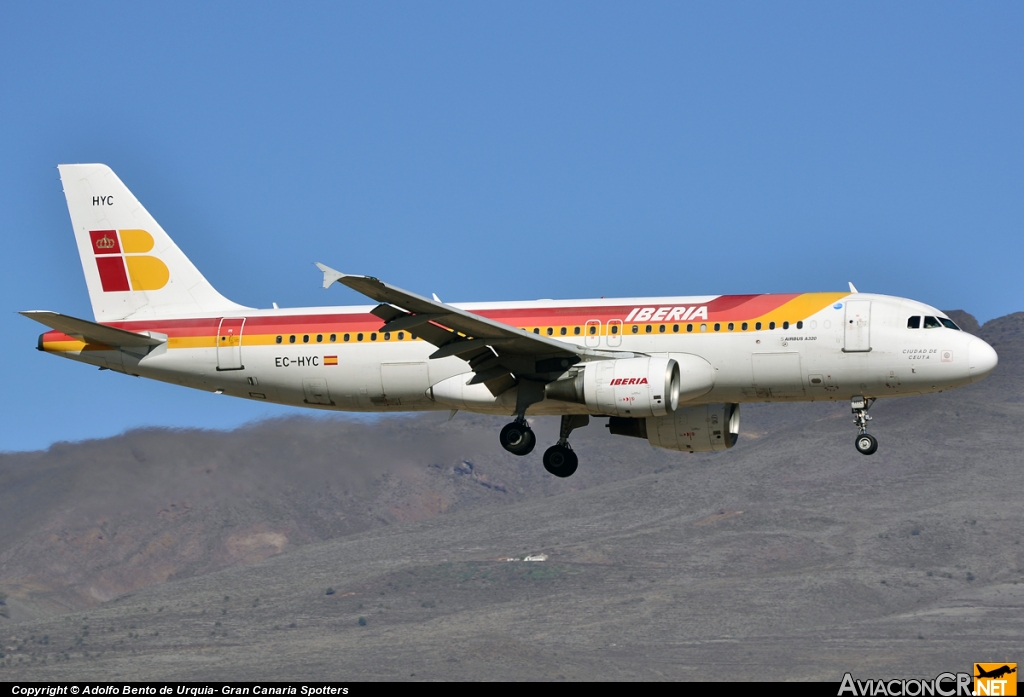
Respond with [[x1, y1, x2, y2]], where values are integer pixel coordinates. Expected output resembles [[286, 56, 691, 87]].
[[58, 164, 250, 321]]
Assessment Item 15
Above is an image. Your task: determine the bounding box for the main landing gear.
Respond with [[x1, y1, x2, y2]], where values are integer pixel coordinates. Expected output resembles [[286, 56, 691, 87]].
[[852, 396, 878, 455], [499, 418, 536, 456], [498, 414, 589, 478], [542, 415, 589, 478]]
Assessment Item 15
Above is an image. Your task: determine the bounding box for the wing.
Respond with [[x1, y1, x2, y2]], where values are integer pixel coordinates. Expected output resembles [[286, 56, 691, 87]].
[[20, 311, 166, 348], [316, 264, 632, 395]]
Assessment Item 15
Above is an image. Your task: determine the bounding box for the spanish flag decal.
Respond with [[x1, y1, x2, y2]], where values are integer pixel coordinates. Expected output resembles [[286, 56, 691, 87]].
[[324, 356, 338, 366]]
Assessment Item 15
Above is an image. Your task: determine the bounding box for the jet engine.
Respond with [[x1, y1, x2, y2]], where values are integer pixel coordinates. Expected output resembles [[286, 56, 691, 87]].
[[608, 403, 740, 452], [545, 356, 681, 418]]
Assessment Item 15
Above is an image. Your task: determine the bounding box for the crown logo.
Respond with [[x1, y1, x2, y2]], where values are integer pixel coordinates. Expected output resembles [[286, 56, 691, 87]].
[[96, 234, 116, 250]]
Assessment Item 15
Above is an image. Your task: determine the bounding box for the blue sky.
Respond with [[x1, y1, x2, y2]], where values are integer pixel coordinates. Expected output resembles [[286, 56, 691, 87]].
[[2, 2, 1022, 451]]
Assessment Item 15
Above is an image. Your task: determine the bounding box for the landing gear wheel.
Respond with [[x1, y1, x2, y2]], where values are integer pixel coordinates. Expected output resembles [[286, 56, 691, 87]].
[[855, 433, 878, 455], [543, 444, 579, 478], [500, 421, 536, 456]]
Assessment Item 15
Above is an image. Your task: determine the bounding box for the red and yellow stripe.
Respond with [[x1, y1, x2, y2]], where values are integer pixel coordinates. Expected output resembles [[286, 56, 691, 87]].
[[39, 292, 849, 354]]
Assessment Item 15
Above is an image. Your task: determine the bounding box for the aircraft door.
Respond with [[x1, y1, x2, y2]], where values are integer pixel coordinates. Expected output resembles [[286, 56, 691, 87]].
[[585, 320, 601, 348], [844, 301, 871, 352], [216, 318, 246, 370]]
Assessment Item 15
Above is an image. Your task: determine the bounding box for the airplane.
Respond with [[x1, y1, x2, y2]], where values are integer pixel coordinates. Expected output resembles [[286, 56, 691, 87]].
[[22, 164, 999, 477], [975, 665, 1017, 680]]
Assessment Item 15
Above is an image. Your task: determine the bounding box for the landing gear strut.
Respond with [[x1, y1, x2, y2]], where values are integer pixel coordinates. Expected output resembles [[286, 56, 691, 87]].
[[542, 415, 589, 477], [499, 418, 536, 456], [852, 396, 878, 455]]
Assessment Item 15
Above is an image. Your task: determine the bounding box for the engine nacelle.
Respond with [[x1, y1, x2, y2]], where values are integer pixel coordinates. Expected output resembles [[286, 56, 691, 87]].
[[608, 403, 740, 452], [546, 356, 681, 418]]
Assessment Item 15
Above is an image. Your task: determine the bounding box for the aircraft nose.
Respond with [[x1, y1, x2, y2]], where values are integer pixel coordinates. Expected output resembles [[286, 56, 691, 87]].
[[968, 338, 998, 382]]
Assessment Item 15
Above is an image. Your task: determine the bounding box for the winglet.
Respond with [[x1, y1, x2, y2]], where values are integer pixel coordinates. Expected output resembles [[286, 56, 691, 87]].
[[848, 282, 859, 293], [315, 262, 346, 289]]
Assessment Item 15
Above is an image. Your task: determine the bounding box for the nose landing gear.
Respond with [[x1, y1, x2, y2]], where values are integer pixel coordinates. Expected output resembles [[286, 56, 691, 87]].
[[851, 396, 878, 455]]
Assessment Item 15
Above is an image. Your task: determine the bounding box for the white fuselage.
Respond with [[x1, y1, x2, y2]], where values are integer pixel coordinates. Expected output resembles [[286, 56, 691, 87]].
[[41, 292, 995, 417]]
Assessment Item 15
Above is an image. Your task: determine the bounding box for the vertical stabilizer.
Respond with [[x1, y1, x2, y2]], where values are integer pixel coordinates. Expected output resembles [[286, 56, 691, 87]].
[[58, 164, 250, 321]]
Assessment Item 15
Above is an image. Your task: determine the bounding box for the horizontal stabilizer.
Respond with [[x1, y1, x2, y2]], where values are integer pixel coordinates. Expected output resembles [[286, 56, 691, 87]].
[[20, 311, 165, 347]]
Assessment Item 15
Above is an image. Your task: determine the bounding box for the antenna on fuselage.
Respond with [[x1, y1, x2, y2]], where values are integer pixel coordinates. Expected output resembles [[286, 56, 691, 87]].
[[848, 282, 859, 293]]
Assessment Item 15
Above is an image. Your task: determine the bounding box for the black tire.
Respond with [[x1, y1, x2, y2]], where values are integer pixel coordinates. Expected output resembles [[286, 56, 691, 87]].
[[500, 422, 536, 456], [518, 428, 537, 455], [543, 444, 579, 478], [855, 433, 878, 455]]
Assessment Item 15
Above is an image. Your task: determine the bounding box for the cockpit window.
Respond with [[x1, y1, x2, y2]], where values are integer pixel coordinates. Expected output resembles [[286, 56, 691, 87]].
[[923, 316, 942, 329], [939, 317, 960, 330], [907, 316, 921, 329]]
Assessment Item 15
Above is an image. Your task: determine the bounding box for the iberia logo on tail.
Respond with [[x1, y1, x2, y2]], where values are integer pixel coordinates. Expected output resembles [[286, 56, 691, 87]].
[[90, 230, 169, 292]]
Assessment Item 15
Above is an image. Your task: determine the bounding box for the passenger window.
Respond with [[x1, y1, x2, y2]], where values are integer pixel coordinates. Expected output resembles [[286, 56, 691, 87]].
[[398, 332, 405, 340], [560, 327, 567, 336], [727, 323, 734, 331], [769, 322, 776, 330], [303, 335, 309, 343], [686, 324, 693, 333], [700, 324, 707, 332], [533, 328, 540, 334], [384, 332, 391, 341], [574, 326, 581, 335], [370, 333, 377, 341], [741, 322, 748, 331], [289, 335, 296, 344], [659, 324, 665, 333], [343, 333, 350, 342], [330, 333, 336, 342], [755, 322, 762, 330], [672, 324, 679, 333], [631, 325, 639, 334], [645, 325, 653, 334], [588, 325, 596, 335], [939, 318, 960, 330], [923, 316, 941, 329], [275, 335, 282, 344], [782, 321, 789, 330], [907, 316, 921, 329], [546, 327, 553, 336], [713, 323, 720, 332], [796, 321, 803, 329], [316, 334, 323, 343], [357, 333, 363, 341]]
